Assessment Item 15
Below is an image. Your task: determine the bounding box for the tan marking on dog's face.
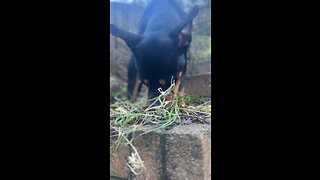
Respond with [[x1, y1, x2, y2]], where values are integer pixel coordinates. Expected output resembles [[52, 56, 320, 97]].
[[159, 79, 166, 85]]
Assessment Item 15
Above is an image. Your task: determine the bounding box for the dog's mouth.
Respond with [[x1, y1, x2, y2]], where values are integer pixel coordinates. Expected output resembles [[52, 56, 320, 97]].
[[143, 92, 175, 109]]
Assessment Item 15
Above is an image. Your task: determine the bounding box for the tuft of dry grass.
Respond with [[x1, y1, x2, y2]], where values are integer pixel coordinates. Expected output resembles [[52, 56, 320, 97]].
[[110, 82, 211, 174]]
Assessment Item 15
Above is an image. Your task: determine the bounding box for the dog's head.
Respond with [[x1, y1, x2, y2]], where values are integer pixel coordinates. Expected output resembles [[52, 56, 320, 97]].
[[110, 6, 199, 102]]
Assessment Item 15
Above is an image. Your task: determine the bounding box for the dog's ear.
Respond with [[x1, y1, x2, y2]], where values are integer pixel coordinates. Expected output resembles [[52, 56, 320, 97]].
[[170, 6, 199, 48], [110, 24, 142, 49]]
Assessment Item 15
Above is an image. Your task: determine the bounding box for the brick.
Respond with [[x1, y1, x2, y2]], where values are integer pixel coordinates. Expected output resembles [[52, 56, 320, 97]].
[[110, 177, 126, 180], [110, 137, 129, 179], [163, 124, 211, 180], [110, 123, 211, 180], [131, 129, 163, 180], [184, 73, 211, 97]]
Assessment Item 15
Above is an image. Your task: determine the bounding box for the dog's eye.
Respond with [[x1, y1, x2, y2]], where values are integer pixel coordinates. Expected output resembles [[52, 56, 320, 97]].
[[144, 79, 149, 84], [159, 79, 166, 85]]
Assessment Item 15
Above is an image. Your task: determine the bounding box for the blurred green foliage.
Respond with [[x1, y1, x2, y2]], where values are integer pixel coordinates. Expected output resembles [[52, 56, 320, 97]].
[[190, 35, 211, 61]]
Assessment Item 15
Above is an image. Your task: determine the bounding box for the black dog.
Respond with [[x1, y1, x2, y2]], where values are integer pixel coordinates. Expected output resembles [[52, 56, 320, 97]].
[[110, 0, 198, 105]]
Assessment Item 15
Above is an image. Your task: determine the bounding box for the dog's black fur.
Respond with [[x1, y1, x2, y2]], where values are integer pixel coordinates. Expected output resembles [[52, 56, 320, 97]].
[[110, 0, 199, 105]]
